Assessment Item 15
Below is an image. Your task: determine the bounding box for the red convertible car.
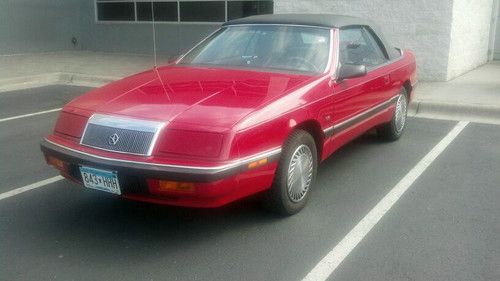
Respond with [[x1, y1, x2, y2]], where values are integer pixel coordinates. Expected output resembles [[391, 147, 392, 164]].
[[41, 14, 417, 215]]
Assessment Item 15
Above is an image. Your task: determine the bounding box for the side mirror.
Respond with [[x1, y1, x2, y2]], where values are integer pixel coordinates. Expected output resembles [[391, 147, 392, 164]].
[[337, 64, 367, 80]]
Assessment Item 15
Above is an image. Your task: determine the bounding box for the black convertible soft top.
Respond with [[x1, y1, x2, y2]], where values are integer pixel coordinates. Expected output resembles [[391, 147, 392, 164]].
[[223, 14, 401, 60], [223, 14, 375, 29]]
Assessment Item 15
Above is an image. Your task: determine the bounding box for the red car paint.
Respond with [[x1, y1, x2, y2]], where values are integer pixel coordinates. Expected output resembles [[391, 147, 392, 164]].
[[41, 27, 417, 208]]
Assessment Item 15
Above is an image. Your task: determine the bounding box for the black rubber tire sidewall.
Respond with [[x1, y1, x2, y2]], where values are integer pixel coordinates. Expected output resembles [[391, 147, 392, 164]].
[[265, 129, 318, 215]]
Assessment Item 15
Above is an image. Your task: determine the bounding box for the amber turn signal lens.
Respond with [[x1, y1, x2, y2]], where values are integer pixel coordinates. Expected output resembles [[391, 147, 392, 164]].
[[159, 180, 195, 192], [247, 158, 268, 169], [46, 155, 65, 171], [147, 179, 196, 194]]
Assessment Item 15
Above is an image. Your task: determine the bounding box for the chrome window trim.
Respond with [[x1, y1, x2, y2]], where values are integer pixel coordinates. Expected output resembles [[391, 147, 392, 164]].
[[332, 28, 340, 78], [47, 138, 281, 174], [324, 28, 334, 74], [80, 114, 166, 157]]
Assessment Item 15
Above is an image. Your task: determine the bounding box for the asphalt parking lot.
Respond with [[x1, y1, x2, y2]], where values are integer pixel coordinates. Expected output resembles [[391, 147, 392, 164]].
[[1, 86, 499, 281]]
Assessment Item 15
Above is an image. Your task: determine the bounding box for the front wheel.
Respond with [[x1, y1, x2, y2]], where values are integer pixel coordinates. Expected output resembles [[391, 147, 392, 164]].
[[377, 88, 408, 141], [263, 130, 318, 215]]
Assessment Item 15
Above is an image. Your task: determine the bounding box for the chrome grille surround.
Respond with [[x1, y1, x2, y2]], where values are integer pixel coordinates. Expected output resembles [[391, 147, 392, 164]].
[[80, 114, 165, 156]]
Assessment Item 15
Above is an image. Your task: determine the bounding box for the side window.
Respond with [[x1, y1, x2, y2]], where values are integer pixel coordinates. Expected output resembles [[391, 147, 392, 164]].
[[339, 27, 387, 67]]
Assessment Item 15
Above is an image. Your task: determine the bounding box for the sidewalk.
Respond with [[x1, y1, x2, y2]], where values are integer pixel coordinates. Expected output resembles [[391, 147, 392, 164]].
[[0, 51, 165, 91], [1, 51, 499, 124], [410, 61, 500, 124]]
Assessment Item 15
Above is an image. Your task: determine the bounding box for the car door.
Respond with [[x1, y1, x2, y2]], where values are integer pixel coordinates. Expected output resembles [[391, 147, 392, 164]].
[[324, 26, 392, 153], [331, 26, 391, 132]]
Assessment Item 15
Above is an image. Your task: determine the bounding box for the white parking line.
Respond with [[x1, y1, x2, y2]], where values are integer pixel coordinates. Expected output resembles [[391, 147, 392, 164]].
[[302, 121, 469, 281], [0, 108, 61, 122], [0, 176, 63, 201]]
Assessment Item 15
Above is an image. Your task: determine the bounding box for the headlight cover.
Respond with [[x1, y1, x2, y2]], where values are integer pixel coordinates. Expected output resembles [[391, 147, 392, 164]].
[[157, 129, 223, 158], [54, 111, 88, 140]]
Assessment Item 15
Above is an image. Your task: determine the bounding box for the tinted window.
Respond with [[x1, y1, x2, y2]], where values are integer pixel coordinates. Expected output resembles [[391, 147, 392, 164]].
[[97, 2, 135, 21], [339, 27, 387, 67], [227, 1, 274, 21], [136, 2, 152, 21], [96, 1, 274, 23], [180, 25, 330, 74], [180, 1, 225, 22], [136, 2, 178, 21]]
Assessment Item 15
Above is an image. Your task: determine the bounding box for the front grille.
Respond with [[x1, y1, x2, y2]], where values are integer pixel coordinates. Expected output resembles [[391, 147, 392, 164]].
[[80, 114, 165, 156], [81, 124, 155, 155]]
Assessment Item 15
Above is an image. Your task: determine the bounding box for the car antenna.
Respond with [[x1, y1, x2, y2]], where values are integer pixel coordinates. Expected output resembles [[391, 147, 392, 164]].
[[151, 2, 170, 101], [151, 1, 158, 67]]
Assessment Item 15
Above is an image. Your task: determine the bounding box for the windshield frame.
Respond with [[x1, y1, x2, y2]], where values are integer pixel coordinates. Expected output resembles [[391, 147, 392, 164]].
[[176, 24, 334, 75]]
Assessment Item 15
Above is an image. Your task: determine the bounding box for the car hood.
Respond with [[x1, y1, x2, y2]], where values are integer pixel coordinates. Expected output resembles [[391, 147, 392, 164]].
[[67, 65, 314, 129]]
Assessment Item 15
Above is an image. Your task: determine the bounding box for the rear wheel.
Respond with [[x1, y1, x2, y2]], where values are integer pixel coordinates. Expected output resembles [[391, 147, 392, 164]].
[[263, 130, 318, 215], [377, 88, 408, 141]]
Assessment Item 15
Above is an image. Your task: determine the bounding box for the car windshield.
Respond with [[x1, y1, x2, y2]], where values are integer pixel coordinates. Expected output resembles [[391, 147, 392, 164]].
[[178, 25, 331, 74]]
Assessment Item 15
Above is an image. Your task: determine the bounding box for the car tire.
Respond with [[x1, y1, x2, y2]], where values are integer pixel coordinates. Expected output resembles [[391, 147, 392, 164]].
[[377, 88, 408, 141], [263, 129, 318, 216]]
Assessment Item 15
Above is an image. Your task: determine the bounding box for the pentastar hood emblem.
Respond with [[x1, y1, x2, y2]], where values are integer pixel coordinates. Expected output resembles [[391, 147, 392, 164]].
[[108, 133, 120, 145]]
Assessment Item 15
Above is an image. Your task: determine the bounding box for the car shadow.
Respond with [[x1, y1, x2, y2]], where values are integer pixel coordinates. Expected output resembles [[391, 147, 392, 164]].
[[40, 187, 284, 259]]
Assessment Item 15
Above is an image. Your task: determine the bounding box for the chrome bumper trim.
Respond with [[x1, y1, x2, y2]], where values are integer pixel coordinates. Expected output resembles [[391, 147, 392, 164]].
[[43, 138, 281, 176]]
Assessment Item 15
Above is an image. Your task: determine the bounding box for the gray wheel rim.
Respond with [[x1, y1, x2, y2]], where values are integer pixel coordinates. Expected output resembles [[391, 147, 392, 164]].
[[287, 144, 313, 203], [394, 93, 407, 133]]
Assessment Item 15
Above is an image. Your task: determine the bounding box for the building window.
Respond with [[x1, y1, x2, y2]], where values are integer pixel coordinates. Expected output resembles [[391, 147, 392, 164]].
[[179, 1, 225, 22], [95, 0, 274, 23], [136, 2, 178, 22], [227, 1, 273, 21], [97, 2, 135, 21]]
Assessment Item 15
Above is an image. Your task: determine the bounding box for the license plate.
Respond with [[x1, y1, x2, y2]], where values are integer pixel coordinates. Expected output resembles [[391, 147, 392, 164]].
[[79, 166, 121, 195]]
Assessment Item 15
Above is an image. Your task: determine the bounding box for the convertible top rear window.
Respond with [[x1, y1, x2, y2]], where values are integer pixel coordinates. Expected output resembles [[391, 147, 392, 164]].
[[179, 25, 331, 74]]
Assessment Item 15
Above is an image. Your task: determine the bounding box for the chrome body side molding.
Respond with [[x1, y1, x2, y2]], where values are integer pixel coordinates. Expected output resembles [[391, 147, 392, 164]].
[[324, 95, 399, 137]]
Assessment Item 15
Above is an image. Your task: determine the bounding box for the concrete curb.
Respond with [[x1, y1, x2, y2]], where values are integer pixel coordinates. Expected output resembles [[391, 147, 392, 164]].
[[409, 100, 500, 125], [0, 72, 122, 92]]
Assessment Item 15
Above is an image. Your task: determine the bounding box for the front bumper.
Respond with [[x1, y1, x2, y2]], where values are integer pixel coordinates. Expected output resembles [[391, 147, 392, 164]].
[[40, 139, 280, 207]]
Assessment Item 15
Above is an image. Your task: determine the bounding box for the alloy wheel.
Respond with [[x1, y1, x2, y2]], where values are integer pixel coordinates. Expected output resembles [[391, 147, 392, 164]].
[[287, 144, 314, 202], [394, 93, 407, 133]]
